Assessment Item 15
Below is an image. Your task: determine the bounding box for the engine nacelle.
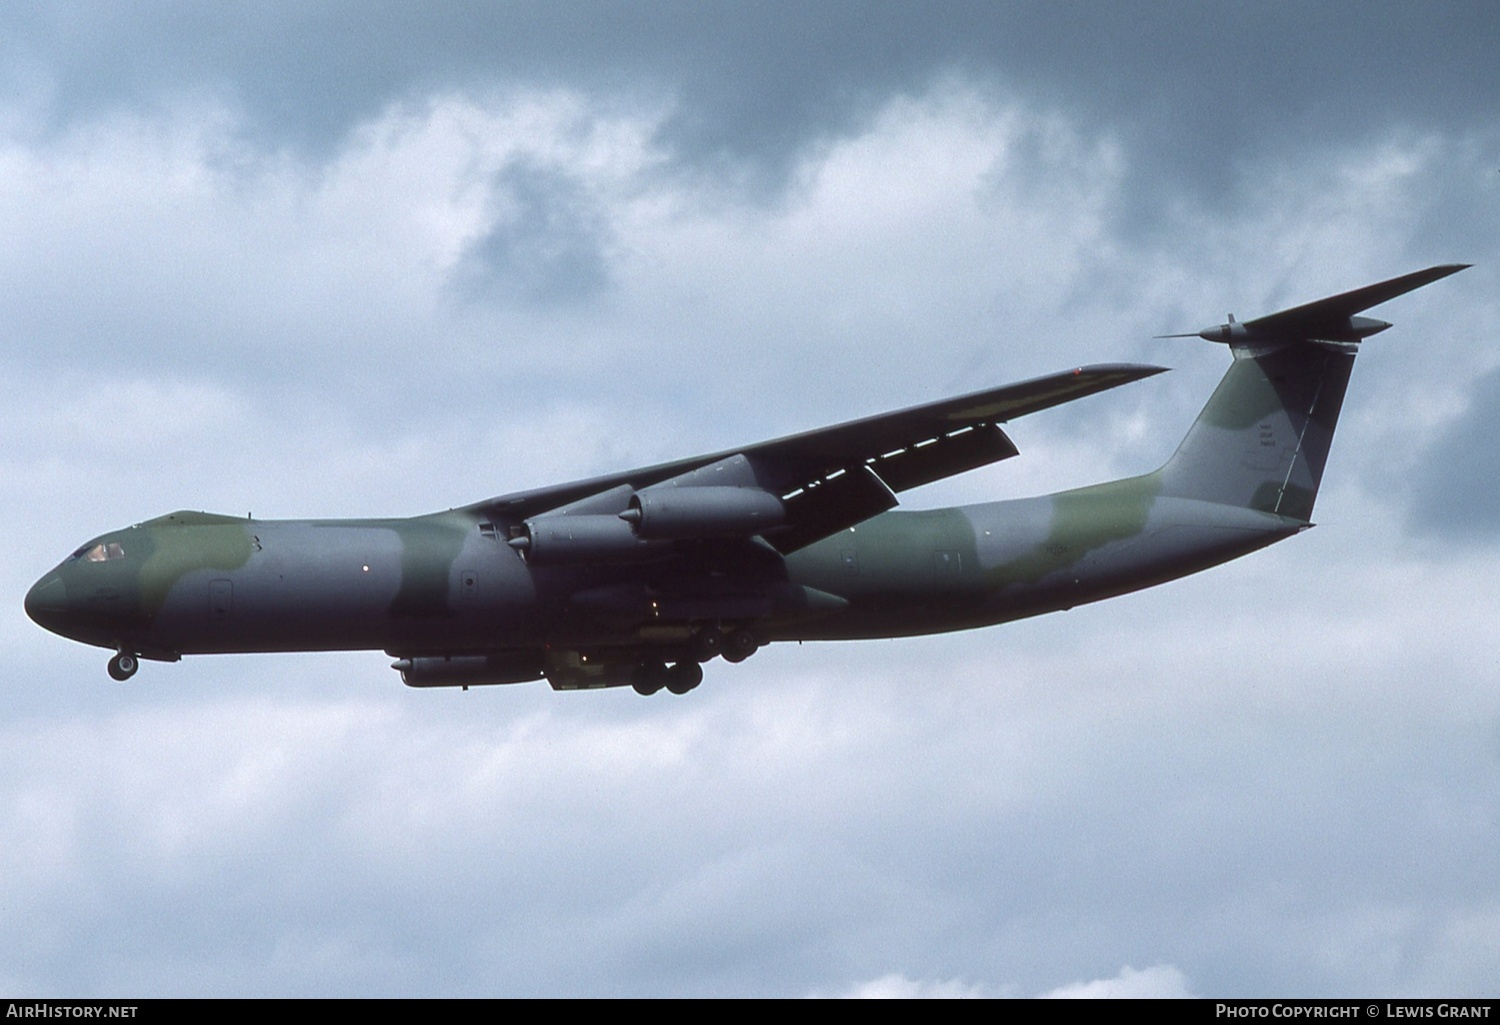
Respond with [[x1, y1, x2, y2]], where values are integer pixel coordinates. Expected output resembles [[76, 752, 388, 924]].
[[509, 514, 671, 566], [393, 652, 546, 688], [621, 486, 785, 540]]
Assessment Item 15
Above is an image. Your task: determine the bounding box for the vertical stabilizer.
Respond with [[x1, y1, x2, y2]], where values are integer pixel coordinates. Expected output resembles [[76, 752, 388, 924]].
[[1157, 343, 1353, 521], [1154, 264, 1468, 521]]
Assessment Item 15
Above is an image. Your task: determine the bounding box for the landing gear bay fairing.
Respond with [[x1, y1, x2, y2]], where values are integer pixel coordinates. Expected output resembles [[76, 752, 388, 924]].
[[27, 266, 1467, 694]]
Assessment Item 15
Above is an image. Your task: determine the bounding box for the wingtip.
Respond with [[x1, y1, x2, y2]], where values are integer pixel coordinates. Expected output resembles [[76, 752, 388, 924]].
[[1073, 362, 1171, 380], [1129, 362, 1172, 377], [1407, 263, 1472, 287]]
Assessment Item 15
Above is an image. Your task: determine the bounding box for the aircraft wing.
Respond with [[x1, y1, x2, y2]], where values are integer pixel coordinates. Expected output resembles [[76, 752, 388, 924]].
[[466, 362, 1166, 552]]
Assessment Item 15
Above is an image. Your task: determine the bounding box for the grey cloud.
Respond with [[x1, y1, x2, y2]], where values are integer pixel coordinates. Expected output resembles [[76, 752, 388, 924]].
[[7, 3, 1499, 219], [457, 160, 612, 305], [10, 591, 1500, 997], [1408, 364, 1500, 539]]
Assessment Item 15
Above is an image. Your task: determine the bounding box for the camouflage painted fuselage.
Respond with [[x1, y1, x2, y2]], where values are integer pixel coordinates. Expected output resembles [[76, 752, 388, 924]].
[[25, 470, 1302, 665], [30, 261, 1472, 691], [787, 476, 1302, 640]]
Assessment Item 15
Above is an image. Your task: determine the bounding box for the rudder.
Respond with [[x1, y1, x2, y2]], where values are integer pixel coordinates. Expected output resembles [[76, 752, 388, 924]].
[[1157, 343, 1354, 521]]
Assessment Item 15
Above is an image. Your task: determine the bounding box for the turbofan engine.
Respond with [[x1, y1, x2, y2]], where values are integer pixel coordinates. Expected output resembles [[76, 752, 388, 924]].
[[508, 485, 785, 565], [619, 485, 785, 539]]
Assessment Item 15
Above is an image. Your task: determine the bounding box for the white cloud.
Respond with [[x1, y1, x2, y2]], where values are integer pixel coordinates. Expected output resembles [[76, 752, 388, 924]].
[[1041, 964, 1194, 999], [826, 972, 993, 998]]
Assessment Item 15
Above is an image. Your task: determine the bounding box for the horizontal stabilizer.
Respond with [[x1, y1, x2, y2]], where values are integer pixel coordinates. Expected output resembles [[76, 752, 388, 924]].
[[1163, 264, 1470, 345], [1244, 264, 1470, 338]]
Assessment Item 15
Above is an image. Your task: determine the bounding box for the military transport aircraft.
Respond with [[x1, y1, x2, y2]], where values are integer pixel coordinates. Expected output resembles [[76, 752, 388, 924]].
[[26, 265, 1467, 695]]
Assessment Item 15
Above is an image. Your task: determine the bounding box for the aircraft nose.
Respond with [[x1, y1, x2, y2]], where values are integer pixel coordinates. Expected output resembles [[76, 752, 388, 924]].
[[24, 572, 70, 633]]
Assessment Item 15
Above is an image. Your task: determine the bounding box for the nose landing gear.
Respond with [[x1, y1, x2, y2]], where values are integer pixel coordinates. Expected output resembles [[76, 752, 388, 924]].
[[107, 651, 139, 681]]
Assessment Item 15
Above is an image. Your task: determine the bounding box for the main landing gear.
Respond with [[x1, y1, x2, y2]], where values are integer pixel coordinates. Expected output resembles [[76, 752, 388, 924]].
[[719, 626, 760, 664], [631, 661, 703, 696], [631, 623, 765, 697], [107, 651, 139, 681]]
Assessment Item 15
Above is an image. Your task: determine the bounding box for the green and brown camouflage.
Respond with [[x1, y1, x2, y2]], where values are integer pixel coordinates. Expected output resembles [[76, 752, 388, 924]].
[[25, 265, 1467, 692]]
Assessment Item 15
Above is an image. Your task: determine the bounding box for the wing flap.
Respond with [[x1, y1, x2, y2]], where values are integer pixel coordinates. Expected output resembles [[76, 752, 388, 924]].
[[866, 422, 1020, 493], [771, 464, 899, 554]]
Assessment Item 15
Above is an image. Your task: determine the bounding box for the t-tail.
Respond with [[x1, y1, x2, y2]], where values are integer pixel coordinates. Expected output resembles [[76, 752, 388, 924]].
[[1155, 264, 1469, 522]]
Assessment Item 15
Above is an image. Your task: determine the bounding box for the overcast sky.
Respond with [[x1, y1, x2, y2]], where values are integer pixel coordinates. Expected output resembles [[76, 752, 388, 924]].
[[4, 2, 1500, 998]]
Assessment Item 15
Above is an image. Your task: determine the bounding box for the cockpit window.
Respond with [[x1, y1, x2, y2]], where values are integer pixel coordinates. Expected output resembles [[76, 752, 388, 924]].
[[76, 542, 126, 562]]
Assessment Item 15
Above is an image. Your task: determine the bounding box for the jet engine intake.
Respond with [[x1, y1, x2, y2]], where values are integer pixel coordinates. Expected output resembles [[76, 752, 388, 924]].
[[620, 486, 785, 540]]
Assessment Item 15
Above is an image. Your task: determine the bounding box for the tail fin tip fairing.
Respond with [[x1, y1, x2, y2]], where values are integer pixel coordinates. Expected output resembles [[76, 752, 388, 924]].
[[1163, 264, 1470, 346]]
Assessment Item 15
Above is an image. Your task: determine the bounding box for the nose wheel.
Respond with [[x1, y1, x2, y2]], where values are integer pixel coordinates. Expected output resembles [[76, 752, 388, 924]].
[[107, 652, 139, 681]]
